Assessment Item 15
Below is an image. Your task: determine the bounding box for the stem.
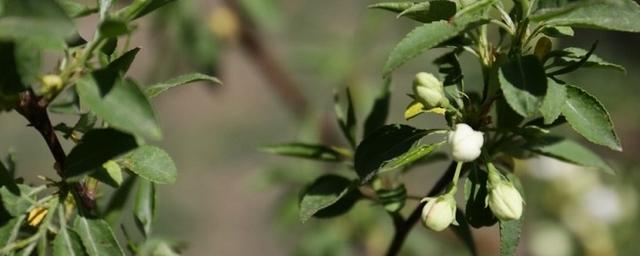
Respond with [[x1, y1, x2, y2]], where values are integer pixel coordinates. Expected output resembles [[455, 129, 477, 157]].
[[385, 161, 468, 256], [452, 162, 464, 187], [16, 90, 96, 213]]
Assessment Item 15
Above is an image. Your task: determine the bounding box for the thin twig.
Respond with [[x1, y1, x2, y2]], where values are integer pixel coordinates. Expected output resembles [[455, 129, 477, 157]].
[[385, 161, 467, 256]]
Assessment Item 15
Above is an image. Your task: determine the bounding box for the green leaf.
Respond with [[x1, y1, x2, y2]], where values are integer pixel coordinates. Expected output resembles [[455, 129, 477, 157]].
[[90, 161, 123, 188], [54, 205, 86, 256], [261, 143, 346, 162], [539, 79, 566, 125], [299, 174, 352, 223], [118, 0, 177, 20], [364, 77, 392, 137], [55, 0, 97, 18], [77, 77, 162, 140], [379, 142, 443, 174], [354, 124, 436, 182], [0, 42, 31, 94], [134, 179, 155, 236], [548, 47, 626, 73], [500, 219, 522, 256], [334, 88, 357, 148], [383, 14, 486, 75], [313, 188, 360, 219], [527, 136, 614, 174], [137, 238, 181, 256], [451, 209, 478, 256], [99, 19, 129, 38], [0, 218, 20, 246], [541, 26, 574, 37], [464, 166, 497, 228], [64, 129, 138, 178], [562, 85, 621, 151], [531, 0, 640, 32], [0, 0, 76, 44], [499, 55, 548, 118], [121, 146, 177, 184], [145, 73, 220, 98], [0, 184, 35, 216], [73, 216, 124, 256], [369, 1, 457, 23], [104, 176, 137, 225]]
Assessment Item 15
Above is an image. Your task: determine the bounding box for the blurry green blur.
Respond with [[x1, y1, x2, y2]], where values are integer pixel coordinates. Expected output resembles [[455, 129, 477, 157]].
[[1, 0, 639, 255]]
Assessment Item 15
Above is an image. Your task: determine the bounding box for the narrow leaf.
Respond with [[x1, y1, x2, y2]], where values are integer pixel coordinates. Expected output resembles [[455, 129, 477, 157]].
[[134, 179, 155, 236], [531, 0, 640, 32], [354, 124, 436, 182], [145, 73, 220, 98], [379, 142, 443, 174], [260, 143, 346, 162]]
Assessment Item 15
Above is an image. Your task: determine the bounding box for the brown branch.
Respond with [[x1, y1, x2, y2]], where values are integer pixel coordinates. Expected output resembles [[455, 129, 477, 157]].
[[385, 161, 466, 256], [16, 90, 96, 213], [225, 0, 309, 119]]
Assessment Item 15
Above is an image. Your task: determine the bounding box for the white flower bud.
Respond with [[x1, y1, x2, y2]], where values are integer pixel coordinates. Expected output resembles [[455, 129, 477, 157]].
[[413, 72, 448, 109], [421, 195, 457, 231], [448, 123, 484, 162], [488, 182, 524, 221]]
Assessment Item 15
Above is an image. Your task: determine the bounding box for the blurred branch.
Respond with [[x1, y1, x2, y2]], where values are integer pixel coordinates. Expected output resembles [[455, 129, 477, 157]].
[[225, 0, 308, 119]]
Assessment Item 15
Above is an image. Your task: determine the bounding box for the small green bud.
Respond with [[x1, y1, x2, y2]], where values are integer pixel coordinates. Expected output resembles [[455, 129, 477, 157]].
[[412, 72, 449, 109], [421, 194, 457, 231], [486, 167, 524, 221]]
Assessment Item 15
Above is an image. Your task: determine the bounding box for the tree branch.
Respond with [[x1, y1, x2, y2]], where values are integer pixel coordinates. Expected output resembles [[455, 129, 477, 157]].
[[385, 161, 466, 256], [16, 90, 96, 213]]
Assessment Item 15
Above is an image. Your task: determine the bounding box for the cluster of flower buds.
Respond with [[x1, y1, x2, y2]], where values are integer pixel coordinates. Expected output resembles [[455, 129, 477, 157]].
[[412, 72, 449, 110]]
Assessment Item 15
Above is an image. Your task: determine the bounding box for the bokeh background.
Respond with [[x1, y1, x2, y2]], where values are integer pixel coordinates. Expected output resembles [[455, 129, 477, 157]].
[[1, 0, 640, 255]]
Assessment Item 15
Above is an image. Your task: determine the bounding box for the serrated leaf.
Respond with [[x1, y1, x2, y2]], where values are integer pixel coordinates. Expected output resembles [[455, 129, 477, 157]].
[[134, 179, 155, 236], [0, 218, 20, 246], [299, 174, 352, 223], [379, 142, 443, 174], [64, 129, 138, 178], [499, 55, 548, 118], [354, 124, 436, 182], [74, 216, 124, 256], [369, 1, 456, 23], [260, 143, 346, 162], [383, 14, 486, 75], [364, 77, 392, 136], [562, 85, 621, 151], [539, 79, 566, 124], [121, 146, 177, 184], [531, 0, 640, 32], [527, 136, 614, 174], [77, 77, 162, 140], [145, 73, 220, 98], [548, 47, 626, 73], [500, 219, 522, 256]]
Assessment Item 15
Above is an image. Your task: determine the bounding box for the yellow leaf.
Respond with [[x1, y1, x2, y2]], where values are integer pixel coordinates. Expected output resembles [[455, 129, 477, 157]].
[[404, 100, 426, 120], [27, 207, 48, 227], [426, 107, 446, 115]]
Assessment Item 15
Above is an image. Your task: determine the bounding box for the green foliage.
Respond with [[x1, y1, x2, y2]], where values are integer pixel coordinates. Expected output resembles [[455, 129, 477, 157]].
[[264, 0, 637, 255], [0, 0, 218, 254]]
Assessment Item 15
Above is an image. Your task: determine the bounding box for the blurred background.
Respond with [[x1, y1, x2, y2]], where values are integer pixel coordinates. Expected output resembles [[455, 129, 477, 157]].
[[1, 0, 640, 255]]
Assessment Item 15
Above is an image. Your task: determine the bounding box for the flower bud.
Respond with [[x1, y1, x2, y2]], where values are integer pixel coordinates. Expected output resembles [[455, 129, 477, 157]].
[[412, 72, 448, 109], [488, 182, 524, 221], [421, 195, 457, 231], [448, 123, 484, 162]]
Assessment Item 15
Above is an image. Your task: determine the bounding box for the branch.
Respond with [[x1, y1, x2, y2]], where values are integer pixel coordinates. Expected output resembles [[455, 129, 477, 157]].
[[385, 161, 466, 256], [16, 90, 96, 213]]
